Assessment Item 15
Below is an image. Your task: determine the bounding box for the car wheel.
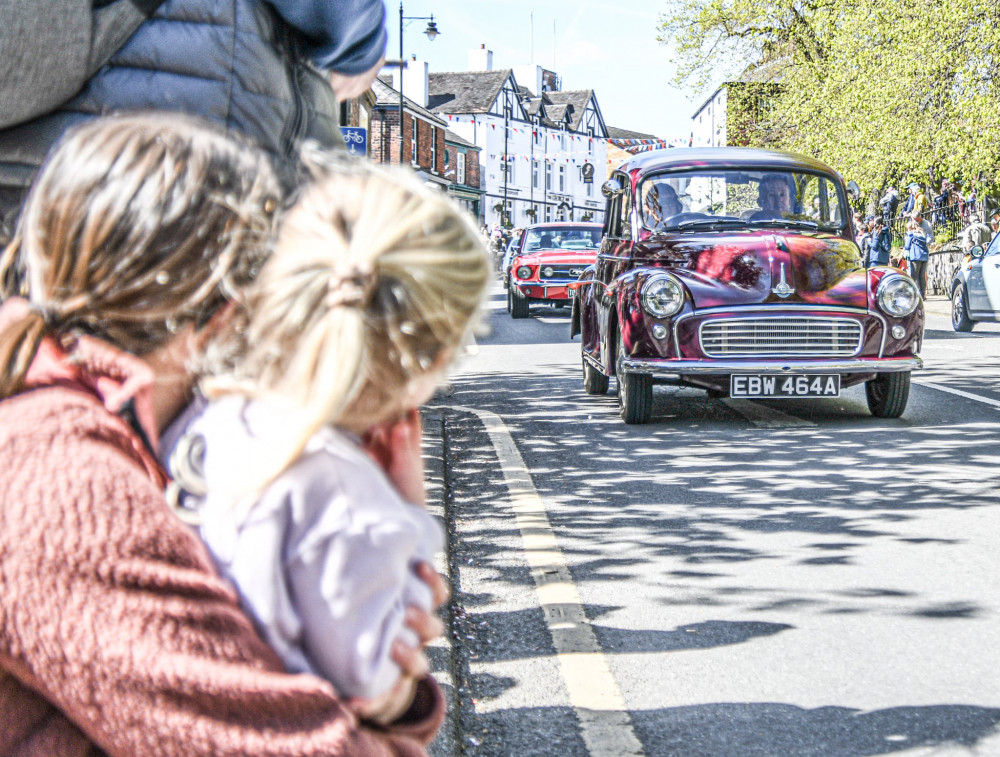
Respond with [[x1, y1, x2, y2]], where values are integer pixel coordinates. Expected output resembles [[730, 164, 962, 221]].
[[582, 353, 609, 395], [865, 371, 910, 418], [510, 286, 530, 319], [616, 332, 652, 424], [951, 285, 975, 332]]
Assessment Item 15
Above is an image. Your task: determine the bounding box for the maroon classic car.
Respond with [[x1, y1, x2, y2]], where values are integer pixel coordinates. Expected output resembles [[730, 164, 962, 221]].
[[570, 148, 924, 424], [507, 222, 603, 318]]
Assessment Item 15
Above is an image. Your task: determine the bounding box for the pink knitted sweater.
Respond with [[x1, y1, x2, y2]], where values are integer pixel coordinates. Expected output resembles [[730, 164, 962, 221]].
[[0, 332, 443, 755]]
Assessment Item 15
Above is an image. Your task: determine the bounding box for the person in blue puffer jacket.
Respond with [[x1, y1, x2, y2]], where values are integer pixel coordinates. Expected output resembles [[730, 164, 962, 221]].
[[0, 0, 387, 240], [904, 212, 932, 297], [868, 216, 893, 267]]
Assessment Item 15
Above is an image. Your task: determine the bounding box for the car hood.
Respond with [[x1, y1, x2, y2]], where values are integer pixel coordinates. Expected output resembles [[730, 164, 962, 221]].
[[516, 249, 599, 266], [632, 230, 867, 309]]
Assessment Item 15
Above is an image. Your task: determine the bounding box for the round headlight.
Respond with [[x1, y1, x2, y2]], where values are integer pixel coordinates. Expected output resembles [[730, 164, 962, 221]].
[[877, 275, 919, 317], [542, 266, 555, 278], [641, 274, 684, 318], [516, 265, 533, 280]]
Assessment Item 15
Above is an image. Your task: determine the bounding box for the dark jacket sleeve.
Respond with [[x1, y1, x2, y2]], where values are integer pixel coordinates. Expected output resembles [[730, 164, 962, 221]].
[[0, 397, 442, 757], [266, 0, 387, 74]]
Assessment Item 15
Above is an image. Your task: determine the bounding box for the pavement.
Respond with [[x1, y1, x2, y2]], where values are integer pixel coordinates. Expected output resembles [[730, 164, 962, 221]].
[[923, 294, 950, 318], [419, 293, 957, 756]]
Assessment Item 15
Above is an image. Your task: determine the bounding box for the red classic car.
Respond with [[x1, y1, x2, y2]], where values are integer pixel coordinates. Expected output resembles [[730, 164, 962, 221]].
[[507, 222, 603, 318], [570, 148, 924, 424]]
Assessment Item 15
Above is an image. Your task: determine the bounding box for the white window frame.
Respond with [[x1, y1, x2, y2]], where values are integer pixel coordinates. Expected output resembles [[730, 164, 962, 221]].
[[457, 152, 466, 185]]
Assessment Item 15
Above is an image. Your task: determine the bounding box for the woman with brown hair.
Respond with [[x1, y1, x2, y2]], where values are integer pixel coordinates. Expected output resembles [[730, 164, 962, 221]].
[[0, 113, 445, 756]]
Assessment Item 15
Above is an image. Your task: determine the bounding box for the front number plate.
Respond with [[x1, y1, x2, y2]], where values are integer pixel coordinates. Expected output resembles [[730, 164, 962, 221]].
[[730, 374, 841, 399]]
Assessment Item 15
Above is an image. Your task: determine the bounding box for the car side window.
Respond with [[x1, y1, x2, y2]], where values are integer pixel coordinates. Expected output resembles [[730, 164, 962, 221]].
[[619, 178, 632, 241], [985, 233, 1000, 257]]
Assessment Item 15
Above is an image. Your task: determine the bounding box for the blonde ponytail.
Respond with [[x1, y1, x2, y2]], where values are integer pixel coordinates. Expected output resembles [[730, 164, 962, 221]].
[[207, 154, 491, 487], [0, 114, 279, 400]]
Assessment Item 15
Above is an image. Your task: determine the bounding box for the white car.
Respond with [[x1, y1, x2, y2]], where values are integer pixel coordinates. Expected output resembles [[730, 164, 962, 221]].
[[951, 232, 1000, 331]]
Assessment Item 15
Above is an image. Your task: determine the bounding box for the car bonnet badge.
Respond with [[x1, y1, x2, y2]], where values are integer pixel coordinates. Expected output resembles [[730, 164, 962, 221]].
[[771, 262, 795, 298]]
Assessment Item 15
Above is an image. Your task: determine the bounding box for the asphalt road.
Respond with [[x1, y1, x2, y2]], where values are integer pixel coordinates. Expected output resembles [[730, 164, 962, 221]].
[[426, 283, 1000, 757]]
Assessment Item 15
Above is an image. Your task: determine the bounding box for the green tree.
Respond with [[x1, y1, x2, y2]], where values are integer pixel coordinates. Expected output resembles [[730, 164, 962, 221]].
[[659, 0, 1000, 202]]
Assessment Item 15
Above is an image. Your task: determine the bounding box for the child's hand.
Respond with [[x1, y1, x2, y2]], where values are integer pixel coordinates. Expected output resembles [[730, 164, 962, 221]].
[[361, 408, 426, 507]]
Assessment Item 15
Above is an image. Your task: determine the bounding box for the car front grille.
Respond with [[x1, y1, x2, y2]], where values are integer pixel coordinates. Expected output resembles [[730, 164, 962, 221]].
[[699, 317, 863, 357], [539, 265, 587, 280]]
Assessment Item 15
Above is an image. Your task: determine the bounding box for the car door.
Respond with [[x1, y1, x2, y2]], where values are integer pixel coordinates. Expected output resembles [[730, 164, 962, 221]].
[[596, 172, 634, 371], [968, 234, 1000, 314], [977, 234, 1000, 316]]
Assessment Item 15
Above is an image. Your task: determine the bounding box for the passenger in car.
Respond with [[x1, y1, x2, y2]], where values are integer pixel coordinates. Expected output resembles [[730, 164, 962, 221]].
[[644, 183, 683, 228], [752, 174, 796, 220]]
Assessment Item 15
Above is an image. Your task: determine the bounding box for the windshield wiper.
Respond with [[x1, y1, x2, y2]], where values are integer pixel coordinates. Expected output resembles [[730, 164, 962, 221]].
[[674, 218, 746, 230], [749, 218, 820, 230]]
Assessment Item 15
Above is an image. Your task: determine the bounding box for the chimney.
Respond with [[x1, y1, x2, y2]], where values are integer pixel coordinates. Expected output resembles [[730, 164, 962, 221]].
[[401, 54, 429, 108], [468, 44, 493, 71], [513, 65, 543, 97]]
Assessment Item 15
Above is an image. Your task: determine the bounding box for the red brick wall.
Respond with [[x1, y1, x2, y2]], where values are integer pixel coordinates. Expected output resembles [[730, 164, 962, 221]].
[[443, 143, 483, 190], [370, 111, 446, 173]]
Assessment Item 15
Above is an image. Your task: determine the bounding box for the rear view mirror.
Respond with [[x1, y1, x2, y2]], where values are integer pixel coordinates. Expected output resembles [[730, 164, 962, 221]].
[[970, 245, 985, 259], [602, 178, 623, 198], [846, 181, 861, 201]]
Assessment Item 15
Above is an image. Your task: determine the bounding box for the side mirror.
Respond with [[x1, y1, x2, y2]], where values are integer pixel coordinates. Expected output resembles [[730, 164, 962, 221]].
[[846, 181, 861, 201], [970, 245, 985, 259], [601, 178, 623, 198]]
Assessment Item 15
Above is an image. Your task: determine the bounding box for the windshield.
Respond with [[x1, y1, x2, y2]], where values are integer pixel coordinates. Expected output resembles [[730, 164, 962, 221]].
[[522, 226, 602, 252], [639, 169, 847, 233]]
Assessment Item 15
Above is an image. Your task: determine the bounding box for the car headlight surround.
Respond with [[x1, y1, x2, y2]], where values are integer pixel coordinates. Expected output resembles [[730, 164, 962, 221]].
[[876, 274, 919, 317], [641, 273, 685, 318], [516, 265, 533, 280]]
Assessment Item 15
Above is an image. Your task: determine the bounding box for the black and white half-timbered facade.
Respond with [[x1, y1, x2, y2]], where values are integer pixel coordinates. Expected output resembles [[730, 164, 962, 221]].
[[427, 49, 608, 228]]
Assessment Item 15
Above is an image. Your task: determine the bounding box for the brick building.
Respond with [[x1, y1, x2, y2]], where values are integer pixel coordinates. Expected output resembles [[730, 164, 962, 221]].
[[369, 76, 450, 192], [444, 129, 484, 218]]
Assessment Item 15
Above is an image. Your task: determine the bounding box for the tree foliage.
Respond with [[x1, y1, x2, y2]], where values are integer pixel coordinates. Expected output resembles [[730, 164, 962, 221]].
[[659, 0, 1000, 202]]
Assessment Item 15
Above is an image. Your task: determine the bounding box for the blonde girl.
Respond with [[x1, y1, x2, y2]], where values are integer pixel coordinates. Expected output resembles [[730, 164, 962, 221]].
[[164, 155, 490, 710], [0, 114, 446, 755]]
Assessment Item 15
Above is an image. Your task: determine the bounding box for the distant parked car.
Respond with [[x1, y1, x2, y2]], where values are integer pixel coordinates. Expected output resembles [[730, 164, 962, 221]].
[[571, 147, 924, 423], [506, 222, 602, 318], [950, 232, 1000, 331], [500, 234, 522, 287]]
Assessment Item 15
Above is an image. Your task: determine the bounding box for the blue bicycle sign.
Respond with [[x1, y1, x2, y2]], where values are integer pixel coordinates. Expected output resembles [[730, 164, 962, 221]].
[[339, 127, 368, 157]]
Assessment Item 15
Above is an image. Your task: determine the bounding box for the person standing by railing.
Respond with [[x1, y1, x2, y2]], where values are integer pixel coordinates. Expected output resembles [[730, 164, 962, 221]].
[[904, 210, 933, 297]]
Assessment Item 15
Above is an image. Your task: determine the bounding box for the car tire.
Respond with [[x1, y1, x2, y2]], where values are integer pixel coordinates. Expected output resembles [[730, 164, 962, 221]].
[[865, 371, 910, 418], [510, 285, 530, 319], [616, 333, 652, 424], [951, 285, 975, 332], [583, 354, 609, 395]]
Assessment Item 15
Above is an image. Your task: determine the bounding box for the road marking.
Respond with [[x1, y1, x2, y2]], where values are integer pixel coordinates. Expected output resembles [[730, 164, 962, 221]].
[[722, 398, 818, 428], [916, 380, 1000, 410], [450, 405, 646, 757]]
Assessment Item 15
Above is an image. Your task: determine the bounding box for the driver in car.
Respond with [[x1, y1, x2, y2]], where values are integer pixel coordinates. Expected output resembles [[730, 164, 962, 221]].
[[644, 183, 683, 229], [751, 174, 795, 220]]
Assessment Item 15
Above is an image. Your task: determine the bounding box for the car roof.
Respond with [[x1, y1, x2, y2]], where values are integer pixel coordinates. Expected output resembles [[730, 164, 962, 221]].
[[615, 147, 841, 178], [524, 222, 602, 230]]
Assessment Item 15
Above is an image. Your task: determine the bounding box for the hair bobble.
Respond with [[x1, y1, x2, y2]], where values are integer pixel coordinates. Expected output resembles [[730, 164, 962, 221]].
[[326, 265, 376, 309]]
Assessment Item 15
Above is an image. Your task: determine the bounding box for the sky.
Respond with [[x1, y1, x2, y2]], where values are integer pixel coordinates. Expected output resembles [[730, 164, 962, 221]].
[[383, 0, 705, 141]]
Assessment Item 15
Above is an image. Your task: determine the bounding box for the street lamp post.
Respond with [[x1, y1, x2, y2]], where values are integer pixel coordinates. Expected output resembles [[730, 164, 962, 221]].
[[398, 2, 439, 166]]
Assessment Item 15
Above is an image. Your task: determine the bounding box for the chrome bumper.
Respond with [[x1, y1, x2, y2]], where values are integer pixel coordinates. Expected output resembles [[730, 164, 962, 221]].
[[620, 356, 923, 379]]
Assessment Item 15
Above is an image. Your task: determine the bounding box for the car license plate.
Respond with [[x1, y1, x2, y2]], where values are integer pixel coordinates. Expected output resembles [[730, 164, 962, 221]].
[[730, 374, 840, 398]]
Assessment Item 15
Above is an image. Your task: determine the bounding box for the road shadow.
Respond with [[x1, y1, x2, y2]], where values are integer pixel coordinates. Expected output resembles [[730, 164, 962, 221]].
[[454, 702, 1000, 757]]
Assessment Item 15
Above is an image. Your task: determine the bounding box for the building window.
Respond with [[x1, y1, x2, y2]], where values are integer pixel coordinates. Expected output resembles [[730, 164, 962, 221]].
[[558, 165, 565, 192], [430, 126, 437, 171], [545, 163, 552, 191], [506, 158, 515, 183], [532, 161, 539, 189], [545, 204, 552, 222], [410, 119, 418, 164], [457, 152, 466, 184]]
